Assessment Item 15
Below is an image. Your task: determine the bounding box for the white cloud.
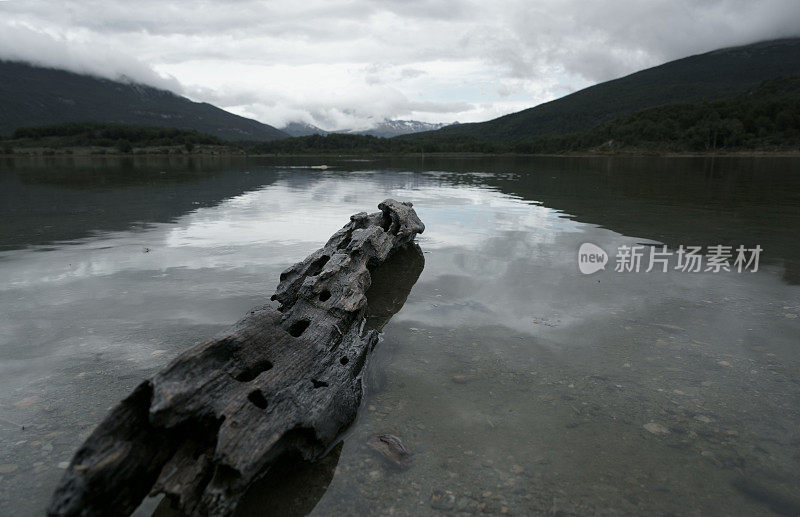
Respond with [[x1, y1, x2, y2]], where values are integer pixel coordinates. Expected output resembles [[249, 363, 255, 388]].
[[0, 22, 182, 91], [1, 0, 798, 130]]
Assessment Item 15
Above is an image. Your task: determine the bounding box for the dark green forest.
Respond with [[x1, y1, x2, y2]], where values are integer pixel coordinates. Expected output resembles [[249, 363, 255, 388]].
[[513, 74, 800, 153], [4, 122, 223, 153]]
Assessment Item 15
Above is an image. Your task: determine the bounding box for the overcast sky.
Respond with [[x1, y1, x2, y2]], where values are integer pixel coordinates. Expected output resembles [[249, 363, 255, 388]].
[[1, 0, 799, 131]]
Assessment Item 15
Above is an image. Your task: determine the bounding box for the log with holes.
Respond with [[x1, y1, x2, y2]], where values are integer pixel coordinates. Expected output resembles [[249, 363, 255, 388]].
[[48, 199, 425, 517]]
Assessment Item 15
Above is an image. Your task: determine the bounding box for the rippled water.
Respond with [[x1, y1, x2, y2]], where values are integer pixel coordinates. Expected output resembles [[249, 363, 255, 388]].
[[1, 155, 799, 516]]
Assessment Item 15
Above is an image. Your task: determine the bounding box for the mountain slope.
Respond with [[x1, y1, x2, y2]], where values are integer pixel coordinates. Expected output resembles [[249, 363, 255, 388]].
[[0, 61, 287, 141], [516, 74, 800, 153], [403, 38, 800, 143]]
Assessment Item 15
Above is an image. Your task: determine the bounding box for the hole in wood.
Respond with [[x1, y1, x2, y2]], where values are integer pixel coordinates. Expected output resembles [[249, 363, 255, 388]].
[[306, 255, 330, 277], [311, 379, 328, 389], [340, 356, 349, 365], [287, 319, 310, 338], [319, 289, 331, 302], [380, 211, 392, 232], [235, 359, 273, 382], [247, 390, 269, 409]]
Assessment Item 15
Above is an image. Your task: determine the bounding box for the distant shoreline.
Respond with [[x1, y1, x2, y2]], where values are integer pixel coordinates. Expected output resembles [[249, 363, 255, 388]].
[[3, 149, 800, 159]]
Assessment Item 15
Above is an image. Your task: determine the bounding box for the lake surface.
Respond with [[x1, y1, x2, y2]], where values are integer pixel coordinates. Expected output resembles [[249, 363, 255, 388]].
[[1, 155, 799, 516]]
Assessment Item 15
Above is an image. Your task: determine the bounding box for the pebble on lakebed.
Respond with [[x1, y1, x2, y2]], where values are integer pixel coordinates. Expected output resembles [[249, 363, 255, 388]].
[[367, 434, 412, 468], [643, 422, 670, 435], [452, 374, 478, 384]]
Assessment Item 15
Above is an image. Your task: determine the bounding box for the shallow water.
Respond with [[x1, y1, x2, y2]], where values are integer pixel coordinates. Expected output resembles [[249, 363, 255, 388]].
[[1, 155, 799, 516]]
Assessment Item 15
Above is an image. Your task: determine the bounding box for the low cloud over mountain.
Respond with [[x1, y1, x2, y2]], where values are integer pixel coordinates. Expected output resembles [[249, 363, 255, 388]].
[[2, 0, 799, 130]]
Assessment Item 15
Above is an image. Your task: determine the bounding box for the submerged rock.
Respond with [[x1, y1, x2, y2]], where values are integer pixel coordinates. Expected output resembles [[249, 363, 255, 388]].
[[367, 434, 412, 468], [430, 489, 456, 510]]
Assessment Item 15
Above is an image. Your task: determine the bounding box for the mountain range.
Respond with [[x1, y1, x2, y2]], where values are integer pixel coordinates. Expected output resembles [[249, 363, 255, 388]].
[[0, 60, 286, 141], [355, 119, 451, 138], [401, 38, 800, 143], [0, 60, 452, 142], [280, 119, 452, 138], [2, 38, 799, 149]]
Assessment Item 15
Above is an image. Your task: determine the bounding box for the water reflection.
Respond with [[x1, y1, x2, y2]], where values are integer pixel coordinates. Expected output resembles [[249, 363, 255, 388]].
[[364, 244, 426, 332], [235, 443, 344, 517], [0, 155, 263, 252], [0, 156, 799, 516]]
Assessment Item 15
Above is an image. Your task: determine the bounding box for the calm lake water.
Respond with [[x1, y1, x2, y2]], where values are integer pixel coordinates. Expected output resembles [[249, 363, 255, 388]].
[[1, 155, 799, 516]]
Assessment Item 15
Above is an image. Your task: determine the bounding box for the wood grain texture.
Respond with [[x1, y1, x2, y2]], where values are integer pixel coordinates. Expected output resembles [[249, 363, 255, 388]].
[[48, 199, 425, 517]]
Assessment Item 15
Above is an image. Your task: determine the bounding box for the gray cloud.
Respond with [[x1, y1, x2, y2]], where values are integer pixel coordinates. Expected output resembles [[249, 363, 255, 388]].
[[503, 0, 800, 82], [1, 0, 798, 129]]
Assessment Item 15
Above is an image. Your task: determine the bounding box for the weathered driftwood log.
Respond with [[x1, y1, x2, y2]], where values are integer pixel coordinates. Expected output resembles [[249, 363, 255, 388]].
[[154, 244, 425, 517], [48, 200, 425, 517]]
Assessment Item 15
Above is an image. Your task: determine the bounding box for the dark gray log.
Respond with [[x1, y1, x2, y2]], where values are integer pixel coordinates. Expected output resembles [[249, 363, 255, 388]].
[[48, 200, 425, 517], [154, 244, 425, 517]]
